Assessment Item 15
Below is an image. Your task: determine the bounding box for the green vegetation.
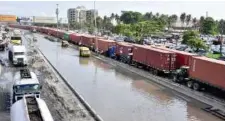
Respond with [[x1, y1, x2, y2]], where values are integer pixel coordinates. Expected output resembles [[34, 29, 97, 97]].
[[206, 53, 221, 59], [182, 30, 208, 51]]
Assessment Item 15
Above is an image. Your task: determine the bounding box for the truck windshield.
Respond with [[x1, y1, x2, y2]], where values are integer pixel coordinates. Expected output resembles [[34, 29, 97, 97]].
[[11, 37, 21, 40], [14, 52, 24, 56], [15, 84, 40, 94]]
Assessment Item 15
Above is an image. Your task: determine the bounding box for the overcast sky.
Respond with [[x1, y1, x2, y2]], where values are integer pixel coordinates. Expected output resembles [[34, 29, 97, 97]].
[[0, 1, 225, 20]]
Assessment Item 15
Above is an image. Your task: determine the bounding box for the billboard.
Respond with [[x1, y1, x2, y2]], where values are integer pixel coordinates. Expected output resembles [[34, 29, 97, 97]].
[[33, 16, 56, 24], [0, 15, 16, 22]]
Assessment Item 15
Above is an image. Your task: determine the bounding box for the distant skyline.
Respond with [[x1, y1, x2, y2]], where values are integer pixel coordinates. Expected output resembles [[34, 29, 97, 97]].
[[0, 1, 225, 20]]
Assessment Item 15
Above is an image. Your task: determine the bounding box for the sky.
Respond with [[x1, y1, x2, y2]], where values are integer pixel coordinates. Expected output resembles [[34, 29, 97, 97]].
[[0, 1, 225, 20]]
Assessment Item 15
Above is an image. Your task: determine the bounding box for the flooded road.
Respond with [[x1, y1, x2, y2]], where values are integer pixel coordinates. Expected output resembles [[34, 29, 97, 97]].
[[33, 33, 222, 121]]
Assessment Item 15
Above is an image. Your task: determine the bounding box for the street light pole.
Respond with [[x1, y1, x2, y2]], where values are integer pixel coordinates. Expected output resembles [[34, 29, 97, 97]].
[[94, 1, 98, 53], [56, 4, 59, 66]]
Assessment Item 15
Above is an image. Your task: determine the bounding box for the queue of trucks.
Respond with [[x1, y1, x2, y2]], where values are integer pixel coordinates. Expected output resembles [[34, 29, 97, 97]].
[[0, 25, 54, 121], [9, 24, 225, 95]]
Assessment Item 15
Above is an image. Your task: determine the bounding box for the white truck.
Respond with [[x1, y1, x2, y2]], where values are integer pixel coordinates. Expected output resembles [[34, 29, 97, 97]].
[[12, 69, 41, 103], [10, 96, 54, 121], [8, 45, 28, 66]]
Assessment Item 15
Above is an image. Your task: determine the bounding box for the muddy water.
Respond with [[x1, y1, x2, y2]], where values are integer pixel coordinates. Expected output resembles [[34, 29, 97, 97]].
[[34, 33, 222, 121]]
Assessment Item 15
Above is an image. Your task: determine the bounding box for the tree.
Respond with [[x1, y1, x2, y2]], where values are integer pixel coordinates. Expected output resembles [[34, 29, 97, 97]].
[[143, 12, 153, 20], [192, 17, 197, 29], [168, 14, 178, 29], [110, 13, 115, 20], [182, 30, 199, 44], [200, 17, 218, 35], [218, 19, 225, 34], [156, 12, 160, 18], [115, 14, 120, 24], [188, 38, 208, 51], [186, 14, 192, 26], [96, 16, 103, 30], [180, 13, 186, 27], [120, 11, 143, 24]]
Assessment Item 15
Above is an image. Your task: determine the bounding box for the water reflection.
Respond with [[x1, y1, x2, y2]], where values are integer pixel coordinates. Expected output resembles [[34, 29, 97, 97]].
[[79, 57, 90, 66]]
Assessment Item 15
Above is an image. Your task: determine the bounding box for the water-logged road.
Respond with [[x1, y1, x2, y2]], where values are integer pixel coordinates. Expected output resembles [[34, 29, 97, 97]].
[[32, 32, 222, 121]]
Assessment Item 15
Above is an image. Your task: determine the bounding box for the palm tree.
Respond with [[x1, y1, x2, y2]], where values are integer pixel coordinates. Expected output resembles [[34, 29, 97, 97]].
[[156, 12, 160, 18], [192, 17, 197, 29], [186, 14, 192, 27], [180, 12, 186, 27], [168, 14, 178, 29], [115, 14, 120, 24], [110, 13, 115, 20]]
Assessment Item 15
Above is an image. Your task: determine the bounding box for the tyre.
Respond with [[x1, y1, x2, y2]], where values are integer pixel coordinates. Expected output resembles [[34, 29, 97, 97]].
[[193, 82, 200, 91], [187, 81, 193, 89], [172, 75, 177, 82]]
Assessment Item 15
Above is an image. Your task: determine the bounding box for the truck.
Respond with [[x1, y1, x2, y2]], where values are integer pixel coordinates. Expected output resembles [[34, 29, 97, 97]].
[[10, 96, 54, 121], [10, 30, 22, 45], [115, 42, 133, 63], [132, 44, 176, 75], [173, 56, 225, 91], [12, 69, 42, 103], [0, 34, 7, 51], [8, 45, 28, 66]]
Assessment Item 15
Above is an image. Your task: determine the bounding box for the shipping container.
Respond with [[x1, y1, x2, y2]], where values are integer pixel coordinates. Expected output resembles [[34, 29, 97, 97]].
[[69, 34, 81, 44], [81, 35, 95, 48], [116, 42, 133, 56], [133, 45, 176, 73], [146, 47, 176, 72], [153, 46, 195, 69], [95, 39, 116, 54], [189, 56, 225, 90], [63, 32, 70, 41], [133, 44, 148, 65]]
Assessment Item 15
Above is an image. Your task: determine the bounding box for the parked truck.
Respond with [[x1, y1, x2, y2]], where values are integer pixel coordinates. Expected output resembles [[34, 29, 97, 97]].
[[8, 45, 27, 66], [173, 56, 225, 91], [11, 96, 53, 121]]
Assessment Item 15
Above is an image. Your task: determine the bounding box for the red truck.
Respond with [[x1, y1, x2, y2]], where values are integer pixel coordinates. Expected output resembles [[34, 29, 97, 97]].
[[153, 46, 196, 69], [132, 45, 176, 74], [115, 42, 133, 63], [81, 35, 95, 49], [95, 39, 115, 54], [69, 34, 81, 44], [173, 56, 225, 91]]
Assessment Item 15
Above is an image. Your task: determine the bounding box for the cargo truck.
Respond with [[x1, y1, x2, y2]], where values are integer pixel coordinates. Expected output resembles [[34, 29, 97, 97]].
[[115, 42, 133, 64], [173, 56, 225, 91], [132, 45, 176, 75], [11, 96, 53, 121], [12, 69, 42, 103], [8, 45, 27, 66]]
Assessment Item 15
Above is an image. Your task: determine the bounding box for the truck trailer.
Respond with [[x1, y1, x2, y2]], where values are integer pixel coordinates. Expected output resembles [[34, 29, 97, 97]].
[[173, 56, 225, 91], [10, 96, 53, 121]]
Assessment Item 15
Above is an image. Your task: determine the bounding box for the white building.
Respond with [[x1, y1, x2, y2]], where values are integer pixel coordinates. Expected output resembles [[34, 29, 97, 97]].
[[67, 6, 86, 24]]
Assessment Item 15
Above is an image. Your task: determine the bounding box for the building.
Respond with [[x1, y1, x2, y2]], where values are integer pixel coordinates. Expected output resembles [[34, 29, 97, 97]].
[[33, 16, 56, 24], [67, 6, 86, 24], [86, 9, 98, 24]]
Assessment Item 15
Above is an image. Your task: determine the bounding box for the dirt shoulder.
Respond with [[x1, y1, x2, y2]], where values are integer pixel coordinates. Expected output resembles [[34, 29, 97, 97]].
[[26, 38, 95, 121]]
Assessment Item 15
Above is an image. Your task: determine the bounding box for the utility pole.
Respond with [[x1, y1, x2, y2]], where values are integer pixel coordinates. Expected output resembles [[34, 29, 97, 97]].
[[94, 1, 98, 53], [56, 4, 59, 66]]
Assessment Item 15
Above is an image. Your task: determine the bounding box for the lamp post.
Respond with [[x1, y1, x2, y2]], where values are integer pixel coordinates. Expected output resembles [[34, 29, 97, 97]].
[[94, 1, 98, 53]]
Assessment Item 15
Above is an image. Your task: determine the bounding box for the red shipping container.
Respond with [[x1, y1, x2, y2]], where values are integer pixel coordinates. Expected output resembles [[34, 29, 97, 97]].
[[133, 44, 148, 65], [153, 46, 195, 69], [189, 56, 225, 90], [81, 35, 95, 48], [145, 47, 176, 71], [116, 42, 133, 56], [70, 34, 81, 44], [95, 39, 115, 53]]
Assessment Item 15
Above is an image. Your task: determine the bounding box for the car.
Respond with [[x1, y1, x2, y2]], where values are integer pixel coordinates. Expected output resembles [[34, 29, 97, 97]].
[[124, 37, 136, 43]]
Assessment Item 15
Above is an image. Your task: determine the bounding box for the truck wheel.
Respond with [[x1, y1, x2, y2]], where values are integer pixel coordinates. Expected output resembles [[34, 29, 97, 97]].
[[153, 70, 158, 75], [187, 81, 193, 89], [172, 75, 177, 82], [193, 83, 200, 91]]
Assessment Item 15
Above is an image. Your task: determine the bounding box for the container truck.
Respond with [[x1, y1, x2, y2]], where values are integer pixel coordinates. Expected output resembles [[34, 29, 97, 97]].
[[11, 96, 53, 121], [115, 42, 133, 64], [81, 35, 95, 49], [132, 45, 176, 75], [69, 34, 81, 44], [12, 69, 42, 103], [95, 39, 115, 55], [173, 56, 225, 91]]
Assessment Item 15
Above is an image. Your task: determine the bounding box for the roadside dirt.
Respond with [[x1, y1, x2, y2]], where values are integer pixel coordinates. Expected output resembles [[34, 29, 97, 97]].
[[26, 36, 95, 121]]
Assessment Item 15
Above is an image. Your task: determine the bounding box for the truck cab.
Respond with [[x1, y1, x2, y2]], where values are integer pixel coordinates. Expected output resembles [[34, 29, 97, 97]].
[[8, 45, 27, 66], [172, 66, 189, 83], [12, 69, 42, 103]]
